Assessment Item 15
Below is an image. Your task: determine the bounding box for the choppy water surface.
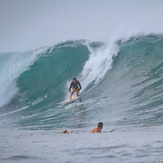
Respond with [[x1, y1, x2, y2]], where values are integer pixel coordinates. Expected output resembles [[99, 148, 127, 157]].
[[1, 128, 163, 163]]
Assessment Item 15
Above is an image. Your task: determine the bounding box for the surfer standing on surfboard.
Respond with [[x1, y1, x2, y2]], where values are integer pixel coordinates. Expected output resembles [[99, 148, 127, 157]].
[[69, 77, 82, 100]]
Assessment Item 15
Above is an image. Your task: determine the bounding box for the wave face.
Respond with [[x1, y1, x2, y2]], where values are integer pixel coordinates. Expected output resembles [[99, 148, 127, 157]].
[[0, 35, 163, 130]]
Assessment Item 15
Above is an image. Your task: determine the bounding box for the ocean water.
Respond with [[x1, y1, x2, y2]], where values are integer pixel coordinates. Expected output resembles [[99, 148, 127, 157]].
[[0, 34, 163, 163]]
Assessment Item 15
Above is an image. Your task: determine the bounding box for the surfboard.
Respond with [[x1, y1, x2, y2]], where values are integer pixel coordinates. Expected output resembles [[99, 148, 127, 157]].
[[62, 96, 80, 105], [110, 128, 116, 132]]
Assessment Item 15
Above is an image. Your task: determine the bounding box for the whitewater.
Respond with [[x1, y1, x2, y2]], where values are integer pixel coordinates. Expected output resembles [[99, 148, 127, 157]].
[[0, 34, 163, 163]]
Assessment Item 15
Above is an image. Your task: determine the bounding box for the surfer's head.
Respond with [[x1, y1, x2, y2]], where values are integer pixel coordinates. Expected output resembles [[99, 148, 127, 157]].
[[62, 129, 68, 133], [73, 77, 77, 83], [98, 122, 103, 129]]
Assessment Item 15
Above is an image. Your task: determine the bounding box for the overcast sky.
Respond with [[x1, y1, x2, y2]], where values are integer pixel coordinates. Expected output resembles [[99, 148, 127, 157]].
[[0, 0, 163, 52]]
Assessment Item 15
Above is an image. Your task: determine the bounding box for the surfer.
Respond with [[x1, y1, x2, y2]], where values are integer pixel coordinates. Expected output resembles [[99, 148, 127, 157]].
[[89, 122, 103, 133], [69, 77, 82, 100], [62, 129, 73, 134]]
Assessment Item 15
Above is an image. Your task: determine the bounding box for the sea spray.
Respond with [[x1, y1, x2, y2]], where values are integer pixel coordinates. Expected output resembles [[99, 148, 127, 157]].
[[80, 41, 119, 90]]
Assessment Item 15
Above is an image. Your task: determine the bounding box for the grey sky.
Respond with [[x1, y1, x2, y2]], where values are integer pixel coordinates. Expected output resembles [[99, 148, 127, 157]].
[[0, 0, 163, 52]]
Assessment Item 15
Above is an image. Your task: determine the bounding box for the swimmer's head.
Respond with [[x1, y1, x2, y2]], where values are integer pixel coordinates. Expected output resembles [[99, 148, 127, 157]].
[[98, 122, 103, 129], [62, 129, 67, 133]]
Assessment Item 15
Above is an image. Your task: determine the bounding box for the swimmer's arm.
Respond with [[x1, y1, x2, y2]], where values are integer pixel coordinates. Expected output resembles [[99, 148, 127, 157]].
[[89, 128, 96, 133]]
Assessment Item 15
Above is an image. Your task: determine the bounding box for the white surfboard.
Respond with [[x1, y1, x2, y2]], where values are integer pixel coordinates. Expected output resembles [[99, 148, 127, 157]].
[[62, 96, 80, 105]]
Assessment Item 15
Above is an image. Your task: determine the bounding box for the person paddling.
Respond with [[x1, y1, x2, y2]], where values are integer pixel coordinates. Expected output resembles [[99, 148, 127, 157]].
[[62, 129, 73, 134], [69, 77, 82, 100], [89, 122, 103, 133]]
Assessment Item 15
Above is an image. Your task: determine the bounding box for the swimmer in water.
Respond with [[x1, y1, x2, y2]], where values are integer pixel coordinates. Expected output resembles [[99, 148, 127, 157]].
[[62, 129, 73, 134], [89, 122, 103, 133]]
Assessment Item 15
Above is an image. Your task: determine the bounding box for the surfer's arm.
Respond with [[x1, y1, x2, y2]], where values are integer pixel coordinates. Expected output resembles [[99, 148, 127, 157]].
[[69, 83, 72, 92], [78, 82, 82, 90]]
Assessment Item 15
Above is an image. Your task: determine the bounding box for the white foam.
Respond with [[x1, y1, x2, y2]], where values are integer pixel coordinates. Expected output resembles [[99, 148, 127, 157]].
[[0, 47, 47, 108], [65, 41, 119, 99], [80, 41, 119, 91]]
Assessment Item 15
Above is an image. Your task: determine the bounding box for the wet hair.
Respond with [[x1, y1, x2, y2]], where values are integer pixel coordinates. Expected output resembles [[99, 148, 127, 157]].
[[98, 122, 103, 128], [62, 129, 67, 133], [73, 77, 77, 80]]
